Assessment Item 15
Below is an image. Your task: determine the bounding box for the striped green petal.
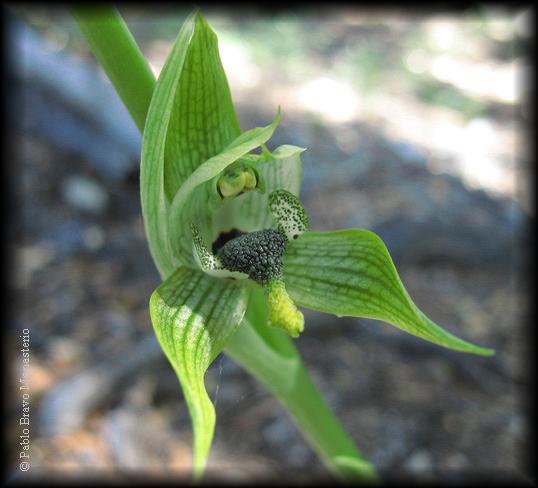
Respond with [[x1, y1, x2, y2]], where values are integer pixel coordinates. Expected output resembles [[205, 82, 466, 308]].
[[149, 267, 249, 478], [140, 11, 244, 279], [283, 230, 494, 356]]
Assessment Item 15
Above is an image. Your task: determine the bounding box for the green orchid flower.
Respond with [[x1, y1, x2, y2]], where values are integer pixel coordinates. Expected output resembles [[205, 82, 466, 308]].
[[130, 10, 496, 482]]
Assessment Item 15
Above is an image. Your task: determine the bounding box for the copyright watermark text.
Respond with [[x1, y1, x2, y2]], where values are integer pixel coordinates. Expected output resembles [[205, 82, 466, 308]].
[[19, 328, 31, 472]]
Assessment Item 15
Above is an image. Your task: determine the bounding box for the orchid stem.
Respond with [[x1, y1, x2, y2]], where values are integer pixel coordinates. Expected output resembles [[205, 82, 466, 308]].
[[226, 289, 379, 483]]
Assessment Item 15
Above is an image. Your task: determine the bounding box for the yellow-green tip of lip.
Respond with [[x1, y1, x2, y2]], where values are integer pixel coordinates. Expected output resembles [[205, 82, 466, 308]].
[[265, 280, 304, 338]]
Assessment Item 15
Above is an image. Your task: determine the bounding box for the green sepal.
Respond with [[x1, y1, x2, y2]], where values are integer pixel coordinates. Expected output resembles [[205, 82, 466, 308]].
[[162, 12, 241, 202], [149, 266, 249, 479], [140, 11, 243, 279], [283, 230, 495, 356]]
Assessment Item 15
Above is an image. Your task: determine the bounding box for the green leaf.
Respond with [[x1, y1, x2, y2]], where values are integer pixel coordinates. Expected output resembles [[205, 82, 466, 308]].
[[283, 230, 494, 356], [168, 113, 281, 268], [149, 267, 249, 478], [70, 5, 156, 133], [140, 11, 242, 279]]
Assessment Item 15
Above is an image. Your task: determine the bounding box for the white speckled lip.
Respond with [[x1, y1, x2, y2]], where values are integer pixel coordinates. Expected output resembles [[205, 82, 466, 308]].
[[191, 223, 249, 280], [268, 189, 309, 241]]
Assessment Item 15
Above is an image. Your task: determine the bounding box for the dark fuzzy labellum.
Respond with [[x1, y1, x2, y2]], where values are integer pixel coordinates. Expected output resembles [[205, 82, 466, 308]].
[[217, 229, 287, 284]]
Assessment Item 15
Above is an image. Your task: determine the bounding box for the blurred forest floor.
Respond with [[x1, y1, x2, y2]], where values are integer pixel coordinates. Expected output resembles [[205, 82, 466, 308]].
[[6, 5, 533, 484]]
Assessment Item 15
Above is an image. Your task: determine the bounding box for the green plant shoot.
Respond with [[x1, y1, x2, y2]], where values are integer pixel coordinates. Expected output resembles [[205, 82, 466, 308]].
[[72, 6, 495, 483]]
